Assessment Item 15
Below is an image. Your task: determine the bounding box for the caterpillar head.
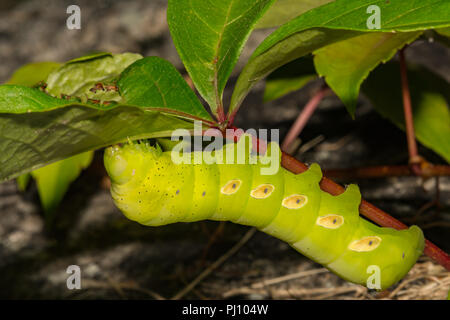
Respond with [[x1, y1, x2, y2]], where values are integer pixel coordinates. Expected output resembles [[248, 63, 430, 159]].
[[104, 141, 190, 226], [104, 142, 166, 224], [104, 142, 160, 185]]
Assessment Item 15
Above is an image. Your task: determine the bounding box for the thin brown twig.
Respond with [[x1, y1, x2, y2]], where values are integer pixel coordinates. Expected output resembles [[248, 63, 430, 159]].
[[298, 135, 325, 154], [317, 134, 354, 151], [281, 87, 329, 152], [313, 287, 366, 300], [277, 285, 365, 299], [388, 274, 425, 298], [412, 202, 439, 222], [399, 48, 422, 176], [105, 275, 127, 299], [200, 221, 226, 265], [221, 259, 449, 300], [251, 268, 329, 289], [420, 221, 450, 229], [171, 227, 257, 300], [323, 164, 450, 179], [222, 287, 260, 298], [82, 279, 166, 300], [410, 177, 442, 222]]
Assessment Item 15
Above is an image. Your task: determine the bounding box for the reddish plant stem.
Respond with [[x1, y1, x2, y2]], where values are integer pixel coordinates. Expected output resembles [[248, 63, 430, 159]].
[[281, 87, 329, 153], [324, 164, 450, 179], [281, 152, 450, 271], [216, 105, 226, 124], [227, 110, 238, 128], [399, 48, 422, 176]]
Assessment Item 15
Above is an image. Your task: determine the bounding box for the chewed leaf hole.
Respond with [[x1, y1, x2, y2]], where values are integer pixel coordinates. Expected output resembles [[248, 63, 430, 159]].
[[221, 179, 241, 195], [251, 184, 275, 199], [348, 236, 382, 252], [316, 214, 344, 229], [282, 194, 308, 209]]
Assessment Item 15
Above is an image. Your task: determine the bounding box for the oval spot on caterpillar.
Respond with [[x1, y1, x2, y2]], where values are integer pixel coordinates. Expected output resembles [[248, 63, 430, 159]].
[[316, 214, 344, 229], [221, 179, 242, 195], [282, 194, 308, 209], [348, 236, 382, 252], [250, 184, 275, 199]]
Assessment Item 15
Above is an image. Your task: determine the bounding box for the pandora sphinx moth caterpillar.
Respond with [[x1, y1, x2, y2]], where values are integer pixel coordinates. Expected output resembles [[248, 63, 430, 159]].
[[104, 137, 424, 290]]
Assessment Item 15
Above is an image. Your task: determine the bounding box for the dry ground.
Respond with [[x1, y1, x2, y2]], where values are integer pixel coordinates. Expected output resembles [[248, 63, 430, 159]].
[[0, 0, 449, 299]]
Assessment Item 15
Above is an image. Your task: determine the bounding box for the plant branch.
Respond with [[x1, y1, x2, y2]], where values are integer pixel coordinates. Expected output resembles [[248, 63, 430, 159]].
[[281, 87, 330, 153], [399, 48, 422, 175], [227, 107, 239, 128], [216, 103, 226, 124], [324, 163, 450, 179]]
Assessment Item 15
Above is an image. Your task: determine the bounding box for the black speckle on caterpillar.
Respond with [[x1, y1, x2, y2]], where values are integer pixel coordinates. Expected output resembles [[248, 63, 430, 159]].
[[104, 137, 425, 290]]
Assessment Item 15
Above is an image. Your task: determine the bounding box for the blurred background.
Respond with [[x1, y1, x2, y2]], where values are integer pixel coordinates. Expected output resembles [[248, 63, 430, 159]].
[[0, 0, 449, 299]]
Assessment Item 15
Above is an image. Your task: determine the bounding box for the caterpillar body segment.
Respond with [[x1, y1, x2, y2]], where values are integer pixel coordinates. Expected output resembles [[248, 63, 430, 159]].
[[104, 139, 424, 290]]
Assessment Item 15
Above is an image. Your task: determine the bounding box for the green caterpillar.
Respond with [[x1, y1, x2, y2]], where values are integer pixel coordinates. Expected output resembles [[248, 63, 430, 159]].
[[104, 137, 424, 290]]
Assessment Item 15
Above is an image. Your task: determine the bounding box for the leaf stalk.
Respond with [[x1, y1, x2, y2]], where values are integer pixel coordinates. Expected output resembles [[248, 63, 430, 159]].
[[399, 48, 422, 176]]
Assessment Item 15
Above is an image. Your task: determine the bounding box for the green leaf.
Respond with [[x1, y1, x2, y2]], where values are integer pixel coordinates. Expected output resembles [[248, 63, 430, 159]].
[[6, 62, 64, 192], [435, 27, 450, 46], [6, 62, 61, 86], [31, 152, 93, 215], [314, 31, 421, 116], [46, 52, 142, 102], [118, 57, 212, 121], [263, 58, 316, 102], [0, 103, 196, 182], [6, 58, 101, 213], [0, 85, 83, 113], [229, 0, 450, 118], [362, 63, 450, 163], [16, 173, 31, 191], [0, 83, 204, 181], [436, 27, 450, 37], [0, 52, 218, 181], [155, 138, 183, 152], [256, 0, 334, 29], [167, 0, 275, 116]]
